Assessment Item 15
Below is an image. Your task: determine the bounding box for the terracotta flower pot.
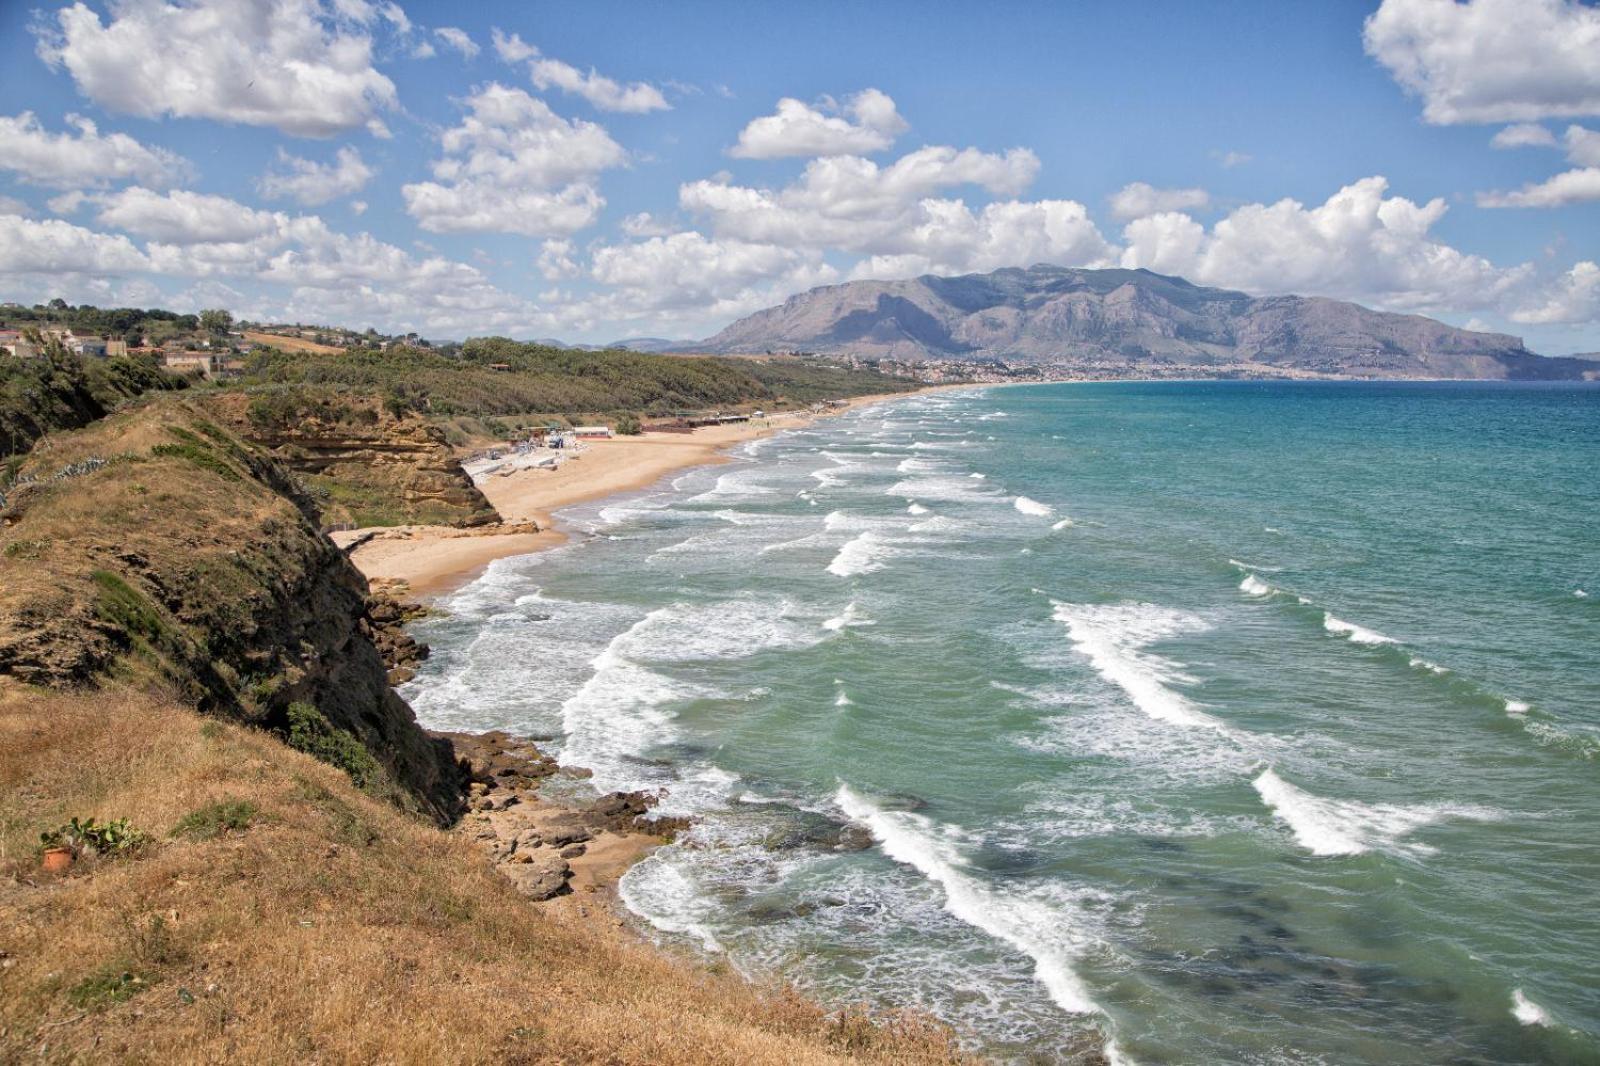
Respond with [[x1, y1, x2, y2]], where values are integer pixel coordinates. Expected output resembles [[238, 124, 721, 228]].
[[41, 846, 74, 874]]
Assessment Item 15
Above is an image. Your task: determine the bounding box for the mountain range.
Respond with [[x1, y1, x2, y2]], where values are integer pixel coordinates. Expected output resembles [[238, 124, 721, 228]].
[[691, 265, 1595, 380]]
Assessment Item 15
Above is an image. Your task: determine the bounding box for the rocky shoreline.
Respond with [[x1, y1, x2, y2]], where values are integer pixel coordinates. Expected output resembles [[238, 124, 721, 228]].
[[439, 729, 691, 903]]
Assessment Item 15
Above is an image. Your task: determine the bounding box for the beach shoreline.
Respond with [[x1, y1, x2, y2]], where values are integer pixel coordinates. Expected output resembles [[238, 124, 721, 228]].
[[335, 387, 965, 599]]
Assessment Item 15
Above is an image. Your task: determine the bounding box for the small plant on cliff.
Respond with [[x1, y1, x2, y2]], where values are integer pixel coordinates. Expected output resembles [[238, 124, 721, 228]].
[[284, 702, 382, 791], [41, 816, 148, 856], [171, 799, 259, 840]]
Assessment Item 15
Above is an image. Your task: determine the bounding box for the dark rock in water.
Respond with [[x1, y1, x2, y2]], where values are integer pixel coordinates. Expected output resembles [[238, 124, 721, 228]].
[[972, 845, 1046, 874], [1141, 838, 1184, 853], [744, 897, 822, 924], [837, 825, 874, 851], [873, 792, 929, 812]]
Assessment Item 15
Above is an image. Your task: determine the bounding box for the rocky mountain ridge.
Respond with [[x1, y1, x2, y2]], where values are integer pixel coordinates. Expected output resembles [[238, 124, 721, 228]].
[[698, 265, 1596, 380]]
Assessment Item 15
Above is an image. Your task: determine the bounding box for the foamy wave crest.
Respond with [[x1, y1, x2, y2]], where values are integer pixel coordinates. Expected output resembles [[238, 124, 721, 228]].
[[1015, 496, 1054, 517], [828, 531, 890, 577], [835, 785, 1105, 1017], [1051, 517, 1075, 531], [1323, 613, 1397, 646], [1512, 988, 1553, 1027], [1051, 602, 1222, 729], [907, 502, 930, 515], [1227, 558, 1283, 573], [559, 642, 693, 793], [1253, 769, 1499, 857], [621, 598, 822, 661], [822, 600, 874, 631], [1505, 699, 1531, 716], [617, 852, 724, 953], [1238, 573, 1275, 597]]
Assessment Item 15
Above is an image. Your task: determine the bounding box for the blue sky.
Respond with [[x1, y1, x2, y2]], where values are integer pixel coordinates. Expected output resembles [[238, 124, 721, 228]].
[[2, 0, 1599, 352]]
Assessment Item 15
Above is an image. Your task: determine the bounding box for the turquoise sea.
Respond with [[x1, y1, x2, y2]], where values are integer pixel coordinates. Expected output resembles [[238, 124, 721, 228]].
[[405, 381, 1600, 1064]]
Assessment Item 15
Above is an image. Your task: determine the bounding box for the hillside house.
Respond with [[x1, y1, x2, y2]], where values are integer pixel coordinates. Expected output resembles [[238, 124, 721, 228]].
[[163, 351, 224, 377]]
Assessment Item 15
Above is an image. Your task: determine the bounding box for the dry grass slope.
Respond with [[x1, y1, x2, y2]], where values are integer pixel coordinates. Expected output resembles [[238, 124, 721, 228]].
[[0, 689, 967, 1065]]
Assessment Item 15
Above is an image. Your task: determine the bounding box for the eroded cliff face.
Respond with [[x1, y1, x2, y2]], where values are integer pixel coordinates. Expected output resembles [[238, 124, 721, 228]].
[[204, 393, 498, 529], [0, 398, 463, 823]]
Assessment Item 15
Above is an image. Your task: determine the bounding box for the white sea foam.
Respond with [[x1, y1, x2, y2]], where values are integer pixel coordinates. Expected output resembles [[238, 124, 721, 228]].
[[828, 531, 890, 577], [1575, 589, 1589, 598], [1505, 699, 1531, 716], [822, 600, 874, 631], [1512, 989, 1552, 1027], [907, 502, 930, 515], [618, 852, 724, 953], [1051, 517, 1075, 530], [1227, 558, 1283, 573], [1323, 613, 1397, 646], [1253, 769, 1499, 857], [1050, 602, 1222, 729], [969, 472, 987, 479], [834, 680, 853, 707], [1238, 574, 1274, 597], [835, 785, 1105, 1017], [1409, 656, 1449, 676], [559, 641, 693, 792], [1014, 495, 1054, 517]]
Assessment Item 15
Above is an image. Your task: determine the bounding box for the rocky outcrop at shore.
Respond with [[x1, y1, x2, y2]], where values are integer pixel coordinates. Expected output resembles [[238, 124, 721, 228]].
[[441, 730, 689, 902]]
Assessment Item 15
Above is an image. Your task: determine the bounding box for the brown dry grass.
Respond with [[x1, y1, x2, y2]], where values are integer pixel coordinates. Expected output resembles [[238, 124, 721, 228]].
[[242, 331, 345, 356], [0, 688, 968, 1065]]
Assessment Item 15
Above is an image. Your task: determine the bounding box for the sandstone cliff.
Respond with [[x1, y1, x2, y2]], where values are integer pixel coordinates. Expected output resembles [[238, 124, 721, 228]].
[[204, 392, 498, 529], [0, 398, 463, 822]]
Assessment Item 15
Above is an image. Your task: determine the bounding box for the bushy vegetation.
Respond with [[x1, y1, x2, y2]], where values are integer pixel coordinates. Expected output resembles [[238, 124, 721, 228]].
[[283, 701, 382, 792], [1, 299, 199, 347], [228, 338, 914, 421], [40, 816, 148, 855], [1, 344, 184, 458], [170, 798, 259, 840]]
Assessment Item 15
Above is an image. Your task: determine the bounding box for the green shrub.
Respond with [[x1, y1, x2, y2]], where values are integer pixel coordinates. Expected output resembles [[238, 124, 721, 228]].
[[150, 440, 240, 481], [41, 816, 148, 855], [170, 799, 259, 840], [284, 702, 381, 790], [68, 969, 150, 1010], [614, 412, 642, 435]]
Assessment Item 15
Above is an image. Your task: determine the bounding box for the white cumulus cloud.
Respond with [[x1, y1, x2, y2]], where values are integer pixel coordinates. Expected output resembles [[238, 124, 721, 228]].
[[0, 111, 190, 189], [1119, 176, 1530, 314], [1108, 182, 1210, 221], [35, 0, 399, 138], [730, 89, 908, 159], [1477, 167, 1600, 208], [401, 83, 626, 236], [1490, 123, 1558, 149], [259, 146, 374, 206], [529, 57, 670, 113], [433, 26, 478, 58], [1512, 261, 1600, 323], [93, 187, 281, 244], [490, 28, 538, 63], [0, 214, 150, 274], [1365, 0, 1600, 124]]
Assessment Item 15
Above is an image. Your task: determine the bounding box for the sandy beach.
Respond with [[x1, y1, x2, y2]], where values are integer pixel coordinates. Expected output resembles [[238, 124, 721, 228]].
[[334, 396, 923, 597]]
